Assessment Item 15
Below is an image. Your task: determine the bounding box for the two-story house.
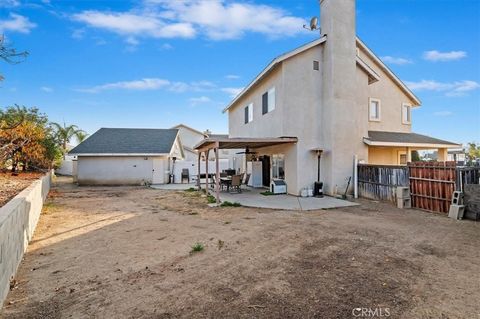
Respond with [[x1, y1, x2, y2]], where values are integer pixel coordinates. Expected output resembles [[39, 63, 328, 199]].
[[196, 0, 460, 196]]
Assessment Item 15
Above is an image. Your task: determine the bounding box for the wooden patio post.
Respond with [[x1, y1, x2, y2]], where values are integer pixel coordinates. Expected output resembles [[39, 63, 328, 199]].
[[215, 144, 220, 204], [197, 151, 201, 190], [205, 149, 210, 194]]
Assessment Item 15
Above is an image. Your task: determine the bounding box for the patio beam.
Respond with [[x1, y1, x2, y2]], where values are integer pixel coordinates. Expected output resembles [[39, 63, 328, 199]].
[[197, 151, 201, 190], [205, 149, 209, 194], [215, 143, 220, 204]]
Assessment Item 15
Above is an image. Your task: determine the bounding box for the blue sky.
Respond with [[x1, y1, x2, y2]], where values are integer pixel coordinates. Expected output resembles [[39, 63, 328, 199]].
[[0, 0, 479, 145]]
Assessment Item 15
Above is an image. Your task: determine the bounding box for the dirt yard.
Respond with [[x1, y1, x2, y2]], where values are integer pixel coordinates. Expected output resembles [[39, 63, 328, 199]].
[[0, 171, 44, 207], [2, 177, 479, 319]]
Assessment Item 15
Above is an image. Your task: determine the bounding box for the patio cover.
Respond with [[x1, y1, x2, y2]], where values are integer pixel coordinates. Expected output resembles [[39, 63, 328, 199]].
[[363, 131, 460, 148], [194, 136, 298, 152], [193, 136, 297, 204]]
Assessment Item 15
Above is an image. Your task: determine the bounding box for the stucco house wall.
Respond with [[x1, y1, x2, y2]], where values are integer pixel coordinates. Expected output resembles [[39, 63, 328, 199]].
[[356, 46, 416, 134], [228, 66, 284, 139], [77, 156, 166, 185]]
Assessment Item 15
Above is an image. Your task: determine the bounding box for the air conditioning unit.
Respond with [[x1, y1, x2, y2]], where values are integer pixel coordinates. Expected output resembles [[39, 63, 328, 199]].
[[270, 179, 287, 194]]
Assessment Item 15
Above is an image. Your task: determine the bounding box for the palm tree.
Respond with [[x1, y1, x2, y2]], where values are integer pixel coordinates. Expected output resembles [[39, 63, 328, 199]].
[[50, 122, 86, 157], [75, 131, 89, 143]]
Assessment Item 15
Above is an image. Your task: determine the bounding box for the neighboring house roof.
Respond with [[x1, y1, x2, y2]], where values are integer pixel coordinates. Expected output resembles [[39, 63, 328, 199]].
[[171, 123, 206, 137], [364, 131, 460, 148], [223, 35, 420, 113], [69, 128, 180, 156], [207, 134, 229, 139]]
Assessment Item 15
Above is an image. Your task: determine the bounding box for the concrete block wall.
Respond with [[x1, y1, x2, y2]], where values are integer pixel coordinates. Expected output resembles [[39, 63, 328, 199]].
[[0, 171, 52, 307]]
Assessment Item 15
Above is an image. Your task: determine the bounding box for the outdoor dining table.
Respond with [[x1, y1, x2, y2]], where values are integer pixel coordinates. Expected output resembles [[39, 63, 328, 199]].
[[220, 177, 232, 191]]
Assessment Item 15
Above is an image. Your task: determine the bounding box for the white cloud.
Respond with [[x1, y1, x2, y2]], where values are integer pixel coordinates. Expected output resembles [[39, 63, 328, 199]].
[[0, 0, 20, 7], [0, 13, 36, 34], [41, 86, 53, 93], [221, 87, 243, 98], [76, 78, 217, 94], [381, 56, 412, 65], [72, 10, 195, 39], [189, 96, 211, 106], [423, 50, 467, 62], [225, 74, 240, 80], [405, 80, 480, 97], [160, 43, 173, 50], [76, 78, 171, 93], [71, 28, 85, 39], [73, 0, 306, 41], [433, 111, 453, 117]]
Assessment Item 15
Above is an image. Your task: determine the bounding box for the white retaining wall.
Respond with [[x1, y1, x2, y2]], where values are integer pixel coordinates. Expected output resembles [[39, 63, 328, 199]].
[[0, 171, 52, 307]]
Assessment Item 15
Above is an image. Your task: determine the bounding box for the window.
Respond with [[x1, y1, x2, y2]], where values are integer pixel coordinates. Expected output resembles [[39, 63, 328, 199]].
[[313, 60, 319, 70], [244, 103, 253, 124], [271, 154, 285, 179], [369, 98, 381, 121], [402, 103, 411, 124], [262, 87, 276, 115]]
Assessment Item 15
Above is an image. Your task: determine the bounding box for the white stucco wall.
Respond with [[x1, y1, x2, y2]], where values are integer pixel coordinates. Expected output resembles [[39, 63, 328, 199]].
[[77, 156, 167, 185], [0, 171, 52, 306]]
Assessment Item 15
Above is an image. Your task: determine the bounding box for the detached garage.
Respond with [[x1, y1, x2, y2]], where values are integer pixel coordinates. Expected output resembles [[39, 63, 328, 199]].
[[69, 128, 184, 185]]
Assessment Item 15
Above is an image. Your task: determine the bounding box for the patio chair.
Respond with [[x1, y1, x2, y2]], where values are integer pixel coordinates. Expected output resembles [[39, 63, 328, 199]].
[[230, 174, 242, 193], [243, 173, 251, 189], [181, 169, 189, 183]]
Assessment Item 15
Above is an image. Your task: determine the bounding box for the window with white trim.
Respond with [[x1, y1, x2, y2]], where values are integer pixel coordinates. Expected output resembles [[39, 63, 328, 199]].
[[244, 103, 253, 124], [369, 98, 381, 121], [402, 103, 411, 124], [262, 87, 276, 115]]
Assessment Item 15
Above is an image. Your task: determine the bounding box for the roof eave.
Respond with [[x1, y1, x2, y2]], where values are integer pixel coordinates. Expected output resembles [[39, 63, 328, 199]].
[[363, 138, 461, 149]]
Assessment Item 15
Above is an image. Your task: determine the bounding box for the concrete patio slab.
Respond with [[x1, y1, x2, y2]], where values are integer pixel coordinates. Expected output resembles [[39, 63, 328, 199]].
[[217, 188, 358, 211]]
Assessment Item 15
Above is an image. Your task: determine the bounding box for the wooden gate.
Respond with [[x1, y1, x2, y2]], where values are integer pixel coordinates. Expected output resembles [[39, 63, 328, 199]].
[[408, 162, 456, 213]]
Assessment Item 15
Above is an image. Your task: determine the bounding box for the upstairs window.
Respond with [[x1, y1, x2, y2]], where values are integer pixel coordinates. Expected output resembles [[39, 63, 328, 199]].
[[369, 98, 381, 121], [244, 103, 253, 124], [262, 87, 276, 115], [402, 103, 411, 124]]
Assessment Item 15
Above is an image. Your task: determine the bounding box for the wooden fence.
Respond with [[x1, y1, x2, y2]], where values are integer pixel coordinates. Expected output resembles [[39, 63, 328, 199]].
[[357, 164, 409, 203], [456, 166, 480, 191], [408, 162, 457, 214]]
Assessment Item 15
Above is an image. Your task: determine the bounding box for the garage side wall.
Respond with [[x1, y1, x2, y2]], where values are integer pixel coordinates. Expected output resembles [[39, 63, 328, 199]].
[[77, 156, 162, 185]]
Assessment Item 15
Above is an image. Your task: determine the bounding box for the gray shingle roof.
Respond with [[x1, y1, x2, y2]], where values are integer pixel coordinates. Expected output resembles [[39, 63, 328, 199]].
[[366, 131, 459, 146], [69, 128, 178, 155]]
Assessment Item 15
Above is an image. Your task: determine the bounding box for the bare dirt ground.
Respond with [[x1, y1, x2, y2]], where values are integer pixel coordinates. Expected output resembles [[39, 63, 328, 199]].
[[2, 177, 479, 319], [0, 171, 44, 207]]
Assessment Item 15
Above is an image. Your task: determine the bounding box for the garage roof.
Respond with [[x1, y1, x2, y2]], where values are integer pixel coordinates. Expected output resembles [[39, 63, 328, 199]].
[[364, 131, 461, 148], [69, 128, 179, 155]]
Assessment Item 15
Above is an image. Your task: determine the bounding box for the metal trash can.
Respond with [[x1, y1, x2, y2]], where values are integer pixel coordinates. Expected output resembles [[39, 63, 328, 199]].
[[314, 182, 323, 197]]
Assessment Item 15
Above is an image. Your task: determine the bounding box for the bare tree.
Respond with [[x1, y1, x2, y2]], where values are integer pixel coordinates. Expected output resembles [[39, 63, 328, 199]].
[[0, 35, 29, 81]]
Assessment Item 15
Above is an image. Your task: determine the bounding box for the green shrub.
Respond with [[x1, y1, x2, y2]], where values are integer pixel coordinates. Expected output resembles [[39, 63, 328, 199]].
[[191, 242, 204, 253], [185, 187, 197, 192], [207, 195, 216, 203], [220, 201, 242, 207]]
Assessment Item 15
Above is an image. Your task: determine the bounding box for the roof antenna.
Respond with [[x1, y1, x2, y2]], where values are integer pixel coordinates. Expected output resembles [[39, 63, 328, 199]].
[[303, 16, 321, 35]]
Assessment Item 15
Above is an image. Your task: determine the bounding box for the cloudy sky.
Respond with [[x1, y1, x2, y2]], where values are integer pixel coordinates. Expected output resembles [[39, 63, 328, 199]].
[[0, 0, 479, 144]]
